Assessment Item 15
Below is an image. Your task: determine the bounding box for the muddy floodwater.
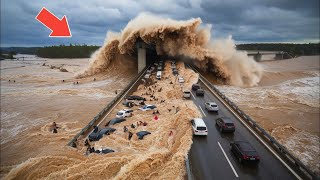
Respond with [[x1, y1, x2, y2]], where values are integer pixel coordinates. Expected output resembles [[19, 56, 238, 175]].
[[1, 55, 319, 178]]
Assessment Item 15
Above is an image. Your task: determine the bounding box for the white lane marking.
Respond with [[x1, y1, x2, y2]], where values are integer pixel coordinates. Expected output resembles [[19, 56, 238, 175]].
[[218, 141, 239, 178], [191, 91, 196, 99], [200, 78, 302, 180], [199, 106, 206, 117]]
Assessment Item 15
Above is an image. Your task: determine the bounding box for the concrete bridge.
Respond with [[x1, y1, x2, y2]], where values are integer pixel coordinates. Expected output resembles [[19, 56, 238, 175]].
[[244, 50, 292, 61]]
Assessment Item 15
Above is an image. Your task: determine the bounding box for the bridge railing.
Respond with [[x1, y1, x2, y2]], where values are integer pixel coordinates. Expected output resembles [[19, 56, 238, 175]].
[[190, 65, 318, 180], [67, 65, 149, 147]]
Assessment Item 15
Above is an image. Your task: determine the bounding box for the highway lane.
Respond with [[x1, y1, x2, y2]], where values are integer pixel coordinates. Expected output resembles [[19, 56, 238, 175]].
[[189, 82, 296, 180]]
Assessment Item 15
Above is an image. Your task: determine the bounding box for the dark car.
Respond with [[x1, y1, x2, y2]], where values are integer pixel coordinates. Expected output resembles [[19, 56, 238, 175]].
[[136, 131, 151, 139], [196, 89, 204, 96], [105, 118, 126, 126], [126, 95, 146, 101], [230, 141, 260, 164], [192, 84, 200, 91], [216, 117, 235, 133], [89, 126, 116, 141]]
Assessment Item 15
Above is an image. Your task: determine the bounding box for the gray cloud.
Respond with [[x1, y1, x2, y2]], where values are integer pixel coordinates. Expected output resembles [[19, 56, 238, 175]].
[[1, 0, 319, 46]]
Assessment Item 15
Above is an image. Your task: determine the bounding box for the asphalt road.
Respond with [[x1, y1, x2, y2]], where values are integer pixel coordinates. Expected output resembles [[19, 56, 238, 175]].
[[188, 82, 296, 180]]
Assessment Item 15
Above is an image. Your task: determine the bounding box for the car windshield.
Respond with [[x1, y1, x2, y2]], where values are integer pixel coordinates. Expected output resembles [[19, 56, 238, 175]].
[[197, 127, 206, 130], [117, 112, 123, 115], [211, 105, 217, 107], [184, 91, 190, 94]]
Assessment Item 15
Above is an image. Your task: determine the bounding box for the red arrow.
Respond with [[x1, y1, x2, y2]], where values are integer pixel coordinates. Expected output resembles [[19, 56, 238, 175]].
[[36, 7, 72, 37]]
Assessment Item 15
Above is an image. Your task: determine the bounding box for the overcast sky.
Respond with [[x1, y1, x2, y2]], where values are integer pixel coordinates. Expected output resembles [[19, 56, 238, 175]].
[[1, 0, 319, 47]]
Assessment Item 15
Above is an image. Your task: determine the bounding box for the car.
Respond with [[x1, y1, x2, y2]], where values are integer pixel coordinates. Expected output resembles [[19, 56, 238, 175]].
[[139, 104, 157, 111], [216, 117, 235, 133], [105, 118, 126, 126], [122, 101, 134, 107], [126, 95, 146, 101], [157, 66, 162, 71], [173, 69, 179, 76], [192, 84, 200, 91], [190, 118, 208, 136], [136, 131, 151, 139], [196, 89, 204, 96], [88, 126, 116, 141], [205, 102, 219, 112], [156, 71, 162, 79], [230, 141, 260, 164], [144, 73, 151, 78], [183, 90, 191, 98], [178, 77, 184, 83], [116, 109, 133, 118]]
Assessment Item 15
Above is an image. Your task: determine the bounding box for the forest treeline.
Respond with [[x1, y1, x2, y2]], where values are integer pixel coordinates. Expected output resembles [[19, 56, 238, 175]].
[[1, 43, 319, 59], [236, 43, 319, 57], [35, 44, 100, 58]]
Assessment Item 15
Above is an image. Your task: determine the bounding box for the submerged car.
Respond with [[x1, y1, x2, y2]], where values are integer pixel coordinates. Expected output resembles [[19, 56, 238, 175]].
[[126, 95, 146, 101], [216, 117, 235, 133], [205, 102, 219, 112], [178, 77, 184, 83], [105, 118, 126, 126], [88, 126, 116, 141], [230, 141, 260, 164], [136, 131, 151, 139], [139, 104, 157, 111], [116, 109, 133, 118]]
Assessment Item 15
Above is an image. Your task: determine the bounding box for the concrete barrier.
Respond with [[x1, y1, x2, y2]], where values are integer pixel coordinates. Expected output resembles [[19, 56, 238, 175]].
[[67, 65, 149, 147]]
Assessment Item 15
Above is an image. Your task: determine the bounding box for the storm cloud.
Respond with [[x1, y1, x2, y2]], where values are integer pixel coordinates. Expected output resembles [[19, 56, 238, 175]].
[[1, 0, 319, 46]]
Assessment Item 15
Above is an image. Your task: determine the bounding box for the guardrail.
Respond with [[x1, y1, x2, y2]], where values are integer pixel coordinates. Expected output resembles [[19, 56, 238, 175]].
[[67, 65, 149, 147], [190, 65, 319, 180]]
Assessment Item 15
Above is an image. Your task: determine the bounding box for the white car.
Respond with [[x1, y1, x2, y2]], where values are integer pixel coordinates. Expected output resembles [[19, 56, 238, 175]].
[[191, 118, 208, 136], [178, 77, 184, 83], [205, 102, 219, 112], [116, 109, 133, 118], [139, 104, 157, 111], [144, 73, 151, 78]]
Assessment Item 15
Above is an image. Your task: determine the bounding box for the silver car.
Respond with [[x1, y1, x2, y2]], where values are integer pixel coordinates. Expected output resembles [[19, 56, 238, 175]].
[[205, 102, 219, 112]]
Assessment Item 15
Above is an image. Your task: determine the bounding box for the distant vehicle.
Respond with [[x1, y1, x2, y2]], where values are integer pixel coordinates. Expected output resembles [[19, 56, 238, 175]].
[[156, 71, 162, 80], [192, 84, 200, 91], [196, 89, 204, 96], [116, 109, 133, 118], [205, 102, 219, 112], [183, 90, 191, 98], [216, 117, 235, 133], [157, 66, 162, 71], [126, 95, 146, 101], [136, 131, 151, 139], [230, 141, 260, 164], [146, 69, 152, 74], [105, 118, 126, 126], [173, 69, 179, 76], [171, 64, 176, 69], [88, 126, 116, 141], [122, 101, 134, 107], [178, 77, 184, 83], [190, 118, 208, 136], [139, 104, 157, 111], [144, 73, 151, 78]]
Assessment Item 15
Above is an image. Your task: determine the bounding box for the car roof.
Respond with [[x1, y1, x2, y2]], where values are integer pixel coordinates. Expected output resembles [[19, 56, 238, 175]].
[[196, 89, 204, 91], [234, 141, 256, 151], [193, 118, 206, 126], [207, 102, 217, 105], [220, 117, 233, 123]]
